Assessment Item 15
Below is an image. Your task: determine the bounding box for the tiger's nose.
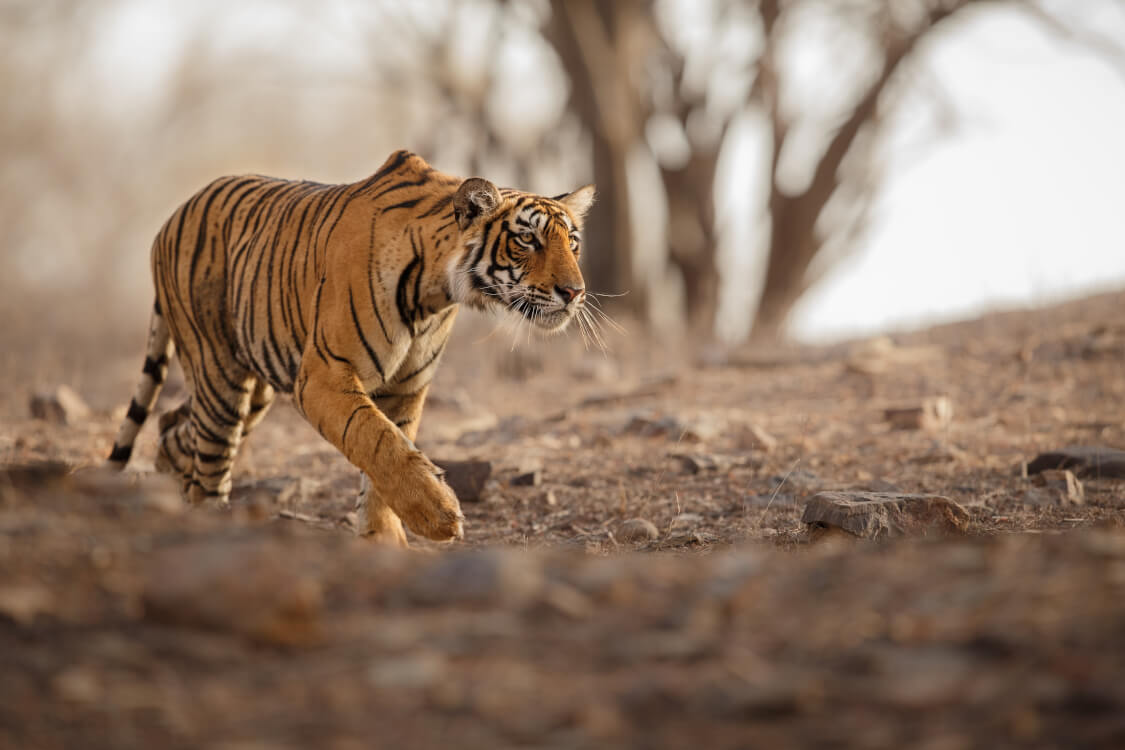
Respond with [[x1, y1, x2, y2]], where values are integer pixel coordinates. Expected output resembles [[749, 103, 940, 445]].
[[556, 285, 585, 304]]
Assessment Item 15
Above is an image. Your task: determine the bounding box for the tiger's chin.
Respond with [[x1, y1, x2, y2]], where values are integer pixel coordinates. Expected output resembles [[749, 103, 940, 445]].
[[531, 308, 577, 334]]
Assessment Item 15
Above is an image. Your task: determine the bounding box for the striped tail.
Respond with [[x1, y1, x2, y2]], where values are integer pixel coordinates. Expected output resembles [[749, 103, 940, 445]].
[[107, 303, 175, 469]]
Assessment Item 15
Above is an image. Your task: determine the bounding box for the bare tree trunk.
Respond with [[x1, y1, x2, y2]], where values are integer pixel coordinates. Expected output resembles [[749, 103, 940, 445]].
[[662, 151, 721, 333], [750, 1, 977, 340], [547, 0, 654, 314]]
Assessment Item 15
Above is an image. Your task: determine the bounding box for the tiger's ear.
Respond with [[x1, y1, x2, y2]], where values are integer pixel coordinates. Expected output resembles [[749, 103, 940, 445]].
[[556, 184, 596, 222], [454, 178, 501, 230]]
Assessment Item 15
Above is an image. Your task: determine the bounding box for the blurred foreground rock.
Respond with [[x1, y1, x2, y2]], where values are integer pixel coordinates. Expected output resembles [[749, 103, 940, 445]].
[[143, 538, 323, 646], [1, 472, 1124, 749]]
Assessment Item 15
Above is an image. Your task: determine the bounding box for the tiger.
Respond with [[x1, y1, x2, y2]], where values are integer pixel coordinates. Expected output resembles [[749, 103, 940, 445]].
[[106, 149, 595, 546]]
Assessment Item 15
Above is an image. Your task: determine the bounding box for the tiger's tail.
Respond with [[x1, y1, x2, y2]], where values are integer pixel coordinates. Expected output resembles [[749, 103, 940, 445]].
[[107, 302, 175, 469]]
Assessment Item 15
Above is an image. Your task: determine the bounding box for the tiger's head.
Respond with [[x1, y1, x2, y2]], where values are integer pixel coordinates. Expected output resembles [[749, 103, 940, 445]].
[[450, 178, 595, 333]]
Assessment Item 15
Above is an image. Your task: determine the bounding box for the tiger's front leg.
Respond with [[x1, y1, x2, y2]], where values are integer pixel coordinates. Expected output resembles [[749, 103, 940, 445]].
[[354, 386, 433, 545], [294, 359, 463, 544]]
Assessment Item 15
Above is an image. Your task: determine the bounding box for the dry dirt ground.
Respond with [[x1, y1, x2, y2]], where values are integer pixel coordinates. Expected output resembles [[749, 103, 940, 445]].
[[2, 291, 1125, 748]]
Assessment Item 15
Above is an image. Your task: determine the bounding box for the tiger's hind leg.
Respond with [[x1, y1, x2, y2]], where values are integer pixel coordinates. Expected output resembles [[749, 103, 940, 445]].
[[173, 353, 259, 506], [240, 380, 276, 440], [154, 399, 194, 491], [156, 379, 275, 500]]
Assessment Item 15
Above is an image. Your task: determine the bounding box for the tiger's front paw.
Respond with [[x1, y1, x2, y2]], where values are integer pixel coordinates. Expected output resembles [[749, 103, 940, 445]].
[[389, 452, 464, 542]]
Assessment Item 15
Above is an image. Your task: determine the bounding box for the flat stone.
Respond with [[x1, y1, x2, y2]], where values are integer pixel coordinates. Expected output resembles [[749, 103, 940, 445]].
[[1026, 446, 1125, 479], [29, 385, 90, 425], [433, 459, 492, 502], [618, 518, 660, 543], [802, 492, 969, 540]]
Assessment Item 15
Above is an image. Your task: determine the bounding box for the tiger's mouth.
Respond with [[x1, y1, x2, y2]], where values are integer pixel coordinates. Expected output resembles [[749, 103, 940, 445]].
[[504, 295, 577, 333]]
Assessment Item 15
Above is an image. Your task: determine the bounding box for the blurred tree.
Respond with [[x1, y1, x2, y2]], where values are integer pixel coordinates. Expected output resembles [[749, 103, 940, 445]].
[[545, 0, 1125, 340], [748, 0, 986, 339], [545, 0, 989, 338]]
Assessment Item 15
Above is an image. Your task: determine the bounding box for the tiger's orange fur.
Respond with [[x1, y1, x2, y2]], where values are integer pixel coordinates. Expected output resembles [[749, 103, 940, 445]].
[[107, 150, 594, 545]]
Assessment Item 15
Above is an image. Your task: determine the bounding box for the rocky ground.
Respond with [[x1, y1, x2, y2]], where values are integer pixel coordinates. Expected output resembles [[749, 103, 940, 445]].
[[2, 290, 1125, 748]]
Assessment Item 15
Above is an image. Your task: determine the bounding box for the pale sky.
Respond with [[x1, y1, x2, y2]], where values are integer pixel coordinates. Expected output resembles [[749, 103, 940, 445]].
[[787, 5, 1125, 342]]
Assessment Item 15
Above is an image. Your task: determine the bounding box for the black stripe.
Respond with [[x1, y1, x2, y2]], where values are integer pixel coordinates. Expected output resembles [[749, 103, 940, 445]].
[[348, 290, 385, 379], [381, 197, 422, 213], [418, 195, 453, 218], [394, 338, 447, 386], [142, 355, 168, 384], [341, 404, 368, 448], [126, 399, 148, 424], [371, 175, 431, 202], [108, 443, 132, 463], [396, 252, 422, 330]]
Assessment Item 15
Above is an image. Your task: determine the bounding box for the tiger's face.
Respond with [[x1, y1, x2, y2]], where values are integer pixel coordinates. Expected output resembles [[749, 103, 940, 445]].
[[451, 178, 595, 333]]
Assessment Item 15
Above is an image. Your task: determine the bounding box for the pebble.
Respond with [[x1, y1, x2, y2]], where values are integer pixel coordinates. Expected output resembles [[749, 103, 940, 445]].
[[618, 518, 659, 542]]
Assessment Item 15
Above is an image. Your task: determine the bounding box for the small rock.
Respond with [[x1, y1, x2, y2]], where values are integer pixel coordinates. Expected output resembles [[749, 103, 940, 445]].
[[670, 512, 704, 528], [801, 491, 969, 540], [663, 529, 717, 547], [1032, 469, 1085, 502], [1025, 469, 1085, 506], [769, 469, 820, 492], [738, 423, 777, 453], [624, 414, 704, 442], [543, 490, 557, 506], [433, 459, 492, 502], [29, 385, 90, 425], [231, 476, 305, 510], [884, 396, 953, 431], [625, 414, 683, 438], [1026, 446, 1125, 479], [618, 518, 659, 543], [510, 470, 541, 487], [673, 453, 734, 474], [909, 442, 968, 465]]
